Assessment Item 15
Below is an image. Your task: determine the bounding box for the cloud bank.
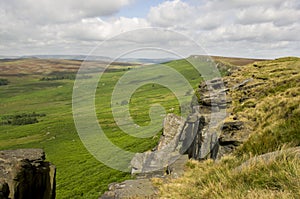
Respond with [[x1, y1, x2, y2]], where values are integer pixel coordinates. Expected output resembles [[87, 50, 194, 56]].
[[0, 0, 299, 58]]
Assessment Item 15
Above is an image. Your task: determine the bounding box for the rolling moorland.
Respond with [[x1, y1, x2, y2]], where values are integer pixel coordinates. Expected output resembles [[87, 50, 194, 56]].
[[0, 57, 208, 198], [0, 56, 299, 198]]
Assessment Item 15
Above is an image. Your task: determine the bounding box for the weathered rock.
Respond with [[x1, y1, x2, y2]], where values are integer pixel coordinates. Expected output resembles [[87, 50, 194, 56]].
[[219, 121, 243, 142], [187, 77, 228, 160], [198, 78, 229, 111], [131, 114, 185, 175], [206, 78, 224, 90], [232, 78, 253, 90], [100, 179, 158, 199], [222, 121, 243, 132], [165, 155, 189, 178], [216, 121, 244, 157], [157, 114, 186, 151], [234, 147, 300, 172], [101, 155, 189, 199], [197, 114, 223, 160], [178, 113, 204, 159], [0, 149, 56, 199], [199, 92, 227, 107], [130, 150, 180, 177]]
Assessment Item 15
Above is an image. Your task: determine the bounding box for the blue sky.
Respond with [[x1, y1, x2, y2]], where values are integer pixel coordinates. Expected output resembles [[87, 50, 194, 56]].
[[0, 0, 299, 58]]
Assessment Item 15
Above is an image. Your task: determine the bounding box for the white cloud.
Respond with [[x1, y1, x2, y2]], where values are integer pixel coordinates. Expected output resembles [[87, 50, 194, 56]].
[[203, 0, 283, 11], [236, 6, 300, 26], [148, 0, 195, 27], [0, 0, 147, 55], [0, 16, 150, 55], [59, 17, 149, 41], [0, 0, 132, 24], [194, 12, 225, 30], [0, 0, 299, 58], [205, 23, 300, 42]]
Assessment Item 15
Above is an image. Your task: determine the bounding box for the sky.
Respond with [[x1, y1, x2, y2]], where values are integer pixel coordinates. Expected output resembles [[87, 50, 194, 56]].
[[0, 0, 299, 59]]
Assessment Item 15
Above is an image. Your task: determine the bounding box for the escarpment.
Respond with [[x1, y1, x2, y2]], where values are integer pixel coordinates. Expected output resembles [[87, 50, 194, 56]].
[[0, 149, 56, 199], [101, 57, 300, 198]]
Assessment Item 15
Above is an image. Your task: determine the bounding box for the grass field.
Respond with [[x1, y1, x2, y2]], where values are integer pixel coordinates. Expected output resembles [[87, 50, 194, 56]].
[[0, 58, 206, 198]]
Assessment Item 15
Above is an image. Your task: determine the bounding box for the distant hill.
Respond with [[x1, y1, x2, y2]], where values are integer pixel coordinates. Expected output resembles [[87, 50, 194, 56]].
[[0, 54, 175, 64], [189, 55, 269, 66], [211, 55, 268, 66], [0, 54, 269, 65]]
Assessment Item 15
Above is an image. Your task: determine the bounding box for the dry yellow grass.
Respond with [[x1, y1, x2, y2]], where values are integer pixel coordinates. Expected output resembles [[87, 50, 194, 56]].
[[156, 147, 300, 199]]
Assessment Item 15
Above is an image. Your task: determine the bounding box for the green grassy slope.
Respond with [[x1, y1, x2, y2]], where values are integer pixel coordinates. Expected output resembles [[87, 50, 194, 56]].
[[0, 58, 204, 198]]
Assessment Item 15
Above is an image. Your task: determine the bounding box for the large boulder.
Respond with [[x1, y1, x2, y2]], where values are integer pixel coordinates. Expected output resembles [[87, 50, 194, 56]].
[[0, 149, 56, 199]]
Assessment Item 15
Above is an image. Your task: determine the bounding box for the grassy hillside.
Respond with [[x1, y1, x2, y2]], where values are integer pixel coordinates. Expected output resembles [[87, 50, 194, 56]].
[[0, 58, 203, 198], [156, 57, 300, 198]]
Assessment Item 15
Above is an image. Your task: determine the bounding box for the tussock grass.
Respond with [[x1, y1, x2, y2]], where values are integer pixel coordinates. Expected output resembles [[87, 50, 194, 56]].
[[157, 148, 300, 199], [232, 58, 300, 156]]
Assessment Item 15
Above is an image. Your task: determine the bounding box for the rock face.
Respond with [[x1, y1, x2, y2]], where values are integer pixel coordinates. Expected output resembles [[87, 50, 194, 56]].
[[180, 113, 205, 159], [0, 149, 56, 199], [130, 114, 186, 176], [129, 77, 250, 175], [191, 78, 229, 160], [130, 78, 229, 178]]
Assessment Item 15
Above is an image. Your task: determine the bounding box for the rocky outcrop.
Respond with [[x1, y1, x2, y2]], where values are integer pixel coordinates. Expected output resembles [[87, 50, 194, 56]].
[[0, 149, 56, 199], [100, 76, 254, 198], [130, 114, 186, 176], [192, 78, 228, 160], [131, 78, 229, 175]]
